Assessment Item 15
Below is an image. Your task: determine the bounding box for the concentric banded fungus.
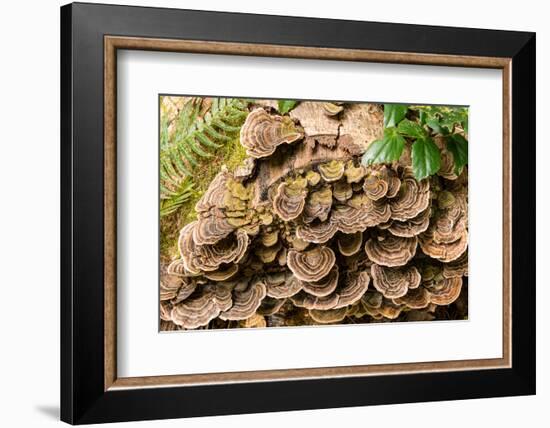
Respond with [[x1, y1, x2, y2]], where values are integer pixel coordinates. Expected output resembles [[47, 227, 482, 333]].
[[172, 278, 199, 304], [160, 274, 182, 301], [344, 161, 366, 183], [371, 264, 421, 299], [166, 259, 187, 276], [443, 251, 468, 278], [363, 166, 391, 200], [332, 200, 390, 233], [240, 313, 267, 328], [260, 230, 279, 247], [291, 270, 369, 311], [387, 207, 431, 238], [334, 271, 371, 308], [390, 168, 430, 221], [303, 186, 333, 223], [309, 307, 348, 324], [272, 179, 308, 221], [318, 160, 345, 182], [337, 231, 363, 256], [419, 229, 468, 262], [394, 286, 431, 309], [181, 228, 250, 273], [219, 279, 267, 321], [322, 102, 344, 116], [265, 272, 302, 298], [301, 266, 339, 297], [426, 276, 463, 305], [287, 246, 336, 282], [333, 181, 353, 202], [171, 284, 232, 329], [296, 220, 338, 244], [195, 170, 230, 214], [203, 264, 239, 281], [193, 214, 235, 246], [365, 233, 418, 267], [240, 108, 304, 158], [255, 241, 282, 263], [257, 296, 286, 316]]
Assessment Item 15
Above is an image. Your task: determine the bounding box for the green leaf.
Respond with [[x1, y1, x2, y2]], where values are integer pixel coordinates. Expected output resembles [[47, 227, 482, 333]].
[[384, 104, 408, 128], [397, 118, 427, 139], [361, 127, 405, 166], [278, 100, 298, 115], [426, 117, 446, 135], [446, 134, 468, 174], [411, 136, 441, 180]]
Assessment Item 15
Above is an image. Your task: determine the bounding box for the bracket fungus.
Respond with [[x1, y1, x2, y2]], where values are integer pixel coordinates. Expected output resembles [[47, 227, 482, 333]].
[[161, 100, 468, 330], [287, 246, 336, 282], [272, 179, 308, 221], [171, 284, 233, 329], [240, 108, 304, 158], [371, 264, 421, 299], [219, 279, 267, 321], [337, 231, 364, 256], [365, 232, 418, 267]]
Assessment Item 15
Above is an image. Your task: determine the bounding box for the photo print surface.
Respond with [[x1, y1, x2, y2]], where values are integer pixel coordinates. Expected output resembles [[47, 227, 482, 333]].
[[159, 97, 469, 331]]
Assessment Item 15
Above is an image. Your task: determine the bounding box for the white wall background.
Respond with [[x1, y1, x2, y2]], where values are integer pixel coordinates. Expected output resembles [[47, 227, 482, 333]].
[[0, 0, 546, 426]]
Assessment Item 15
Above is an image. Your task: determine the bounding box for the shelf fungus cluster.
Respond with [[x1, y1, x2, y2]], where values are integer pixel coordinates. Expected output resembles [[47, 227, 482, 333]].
[[160, 102, 468, 330]]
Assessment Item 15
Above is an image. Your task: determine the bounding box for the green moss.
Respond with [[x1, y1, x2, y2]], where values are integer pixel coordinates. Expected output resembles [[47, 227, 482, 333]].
[[159, 136, 249, 261]]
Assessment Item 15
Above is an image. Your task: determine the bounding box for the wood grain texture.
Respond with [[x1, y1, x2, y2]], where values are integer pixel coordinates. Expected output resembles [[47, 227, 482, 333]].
[[103, 35, 512, 390]]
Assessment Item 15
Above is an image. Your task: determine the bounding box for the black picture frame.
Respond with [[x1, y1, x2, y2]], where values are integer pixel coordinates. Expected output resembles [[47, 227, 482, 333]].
[[61, 2, 536, 424]]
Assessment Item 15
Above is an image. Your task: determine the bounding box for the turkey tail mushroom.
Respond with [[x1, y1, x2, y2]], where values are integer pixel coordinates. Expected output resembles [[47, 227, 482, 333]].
[[287, 246, 336, 282], [240, 108, 304, 158], [365, 232, 418, 267]]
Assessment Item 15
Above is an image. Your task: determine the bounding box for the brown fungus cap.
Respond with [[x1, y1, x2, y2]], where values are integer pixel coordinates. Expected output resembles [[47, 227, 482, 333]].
[[160, 274, 183, 301], [333, 271, 371, 308], [419, 228, 468, 262], [255, 241, 283, 264], [166, 259, 187, 276], [272, 179, 308, 221], [257, 296, 286, 316], [344, 161, 366, 183], [195, 170, 230, 214], [363, 166, 391, 200], [390, 168, 430, 221], [443, 251, 468, 278], [322, 102, 345, 116], [309, 307, 348, 324], [188, 229, 249, 272], [193, 213, 236, 246], [365, 232, 418, 267], [287, 246, 336, 282], [318, 160, 345, 182], [426, 276, 463, 305], [265, 271, 302, 299], [171, 284, 232, 329], [301, 266, 339, 297], [302, 186, 333, 223], [387, 207, 431, 238], [332, 181, 353, 202], [240, 108, 304, 158], [394, 287, 431, 309], [296, 220, 338, 244], [337, 231, 363, 256], [371, 264, 421, 299], [203, 264, 239, 282], [219, 279, 267, 321]]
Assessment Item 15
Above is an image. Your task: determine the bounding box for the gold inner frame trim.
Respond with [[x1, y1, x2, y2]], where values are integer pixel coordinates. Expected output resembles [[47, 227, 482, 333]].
[[104, 36, 512, 391]]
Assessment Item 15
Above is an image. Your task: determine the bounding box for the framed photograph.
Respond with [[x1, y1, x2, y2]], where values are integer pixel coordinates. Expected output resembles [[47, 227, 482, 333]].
[[60, 2, 536, 424]]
